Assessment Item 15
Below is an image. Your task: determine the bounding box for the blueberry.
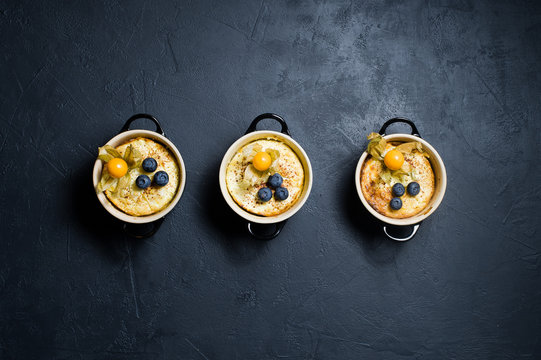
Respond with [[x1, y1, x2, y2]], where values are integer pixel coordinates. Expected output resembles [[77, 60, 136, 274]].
[[142, 158, 157, 172], [407, 182, 420, 196], [267, 173, 283, 188], [136, 174, 151, 189], [390, 197, 402, 210], [258, 187, 272, 202], [274, 187, 289, 201], [153, 171, 169, 186], [392, 183, 405, 197]]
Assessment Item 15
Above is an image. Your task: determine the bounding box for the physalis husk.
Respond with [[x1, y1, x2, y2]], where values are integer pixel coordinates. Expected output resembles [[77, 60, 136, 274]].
[[97, 144, 142, 193]]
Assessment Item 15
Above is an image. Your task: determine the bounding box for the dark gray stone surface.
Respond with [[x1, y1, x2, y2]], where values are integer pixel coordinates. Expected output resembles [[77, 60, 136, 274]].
[[1, 0, 540, 358]]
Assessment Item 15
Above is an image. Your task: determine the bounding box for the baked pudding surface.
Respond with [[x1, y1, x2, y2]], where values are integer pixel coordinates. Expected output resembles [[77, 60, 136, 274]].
[[104, 137, 180, 216], [361, 142, 434, 218], [226, 138, 304, 217]]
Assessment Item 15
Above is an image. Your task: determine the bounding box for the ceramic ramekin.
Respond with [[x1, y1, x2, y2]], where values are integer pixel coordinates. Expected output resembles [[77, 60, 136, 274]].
[[92, 114, 186, 237], [219, 113, 313, 239], [355, 118, 447, 241]]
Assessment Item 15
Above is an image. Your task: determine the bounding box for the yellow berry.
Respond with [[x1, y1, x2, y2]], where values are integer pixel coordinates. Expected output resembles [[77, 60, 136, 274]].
[[384, 149, 404, 170], [253, 152, 271, 171], [107, 158, 128, 178]]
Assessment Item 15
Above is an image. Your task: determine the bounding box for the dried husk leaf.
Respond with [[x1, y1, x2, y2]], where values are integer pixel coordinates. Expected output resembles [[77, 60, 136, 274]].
[[244, 155, 255, 167], [243, 146, 253, 157], [123, 144, 142, 168], [103, 145, 121, 159], [394, 141, 429, 160], [97, 173, 117, 192], [98, 146, 116, 162], [391, 168, 410, 183], [252, 144, 263, 153], [366, 133, 386, 160], [98, 153, 114, 162], [267, 149, 280, 163], [243, 164, 263, 187], [132, 146, 142, 166], [379, 169, 392, 185], [367, 132, 380, 140], [379, 168, 412, 186], [239, 180, 250, 190], [267, 166, 277, 175], [113, 172, 131, 195], [396, 142, 419, 154], [123, 145, 133, 164], [391, 168, 408, 177]]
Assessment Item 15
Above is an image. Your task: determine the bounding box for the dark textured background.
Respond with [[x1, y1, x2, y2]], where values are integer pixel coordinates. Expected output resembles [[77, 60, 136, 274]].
[[1, 0, 540, 359]]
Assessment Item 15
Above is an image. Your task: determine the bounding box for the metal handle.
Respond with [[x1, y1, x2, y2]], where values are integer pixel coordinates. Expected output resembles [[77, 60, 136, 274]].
[[247, 221, 287, 240], [379, 117, 420, 137], [120, 113, 165, 136], [122, 218, 165, 239], [383, 223, 420, 241], [245, 113, 290, 136]]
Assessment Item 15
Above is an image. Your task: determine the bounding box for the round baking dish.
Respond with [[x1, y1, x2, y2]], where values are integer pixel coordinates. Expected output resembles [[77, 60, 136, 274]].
[[355, 118, 447, 241], [219, 113, 313, 240], [92, 114, 186, 238]]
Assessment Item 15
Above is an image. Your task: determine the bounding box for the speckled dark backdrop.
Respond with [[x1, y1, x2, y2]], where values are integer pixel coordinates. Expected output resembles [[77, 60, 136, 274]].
[[1, 0, 540, 359]]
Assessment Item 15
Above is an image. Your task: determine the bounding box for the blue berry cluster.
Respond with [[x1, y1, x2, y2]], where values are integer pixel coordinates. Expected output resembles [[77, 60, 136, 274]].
[[257, 173, 289, 202], [389, 182, 420, 210], [135, 158, 169, 189]]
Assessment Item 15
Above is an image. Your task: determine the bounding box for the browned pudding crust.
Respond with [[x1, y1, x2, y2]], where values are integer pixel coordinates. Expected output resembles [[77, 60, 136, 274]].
[[226, 138, 304, 216], [104, 137, 180, 216], [361, 143, 434, 218]]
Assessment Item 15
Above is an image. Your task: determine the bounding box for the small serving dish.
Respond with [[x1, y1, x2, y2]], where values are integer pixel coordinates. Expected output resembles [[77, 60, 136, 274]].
[[219, 113, 313, 239], [92, 114, 186, 238], [355, 118, 447, 241]]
